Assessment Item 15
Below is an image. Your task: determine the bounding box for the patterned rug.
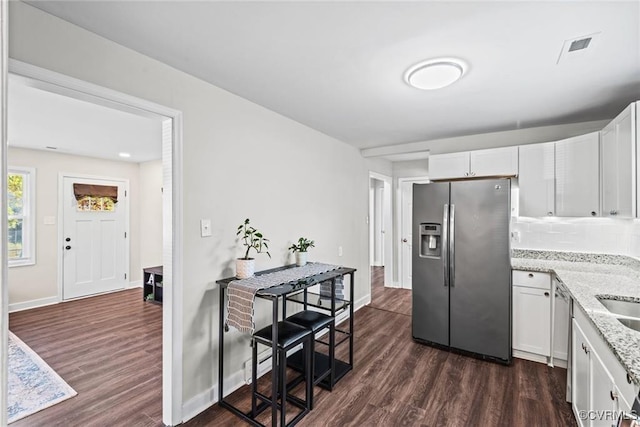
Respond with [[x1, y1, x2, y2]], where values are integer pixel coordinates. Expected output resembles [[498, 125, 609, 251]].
[[8, 331, 77, 423]]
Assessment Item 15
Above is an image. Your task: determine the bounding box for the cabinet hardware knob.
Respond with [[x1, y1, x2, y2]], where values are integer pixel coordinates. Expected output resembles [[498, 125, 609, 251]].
[[65, 237, 71, 242], [528, 273, 534, 278], [471, 172, 476, 176], [554, 293, 558, 298], [581, 343, 585, 351], [402, 238, 408, 243], [610, 390, 618, 401], [544, 292, 550, 297], [65, 246, 71, 250], [464, 172, 469, 176], [591, 211, 597, 216], [547, 211, 553, 216], [610, 210, 618, 216], [627, 373, 633, 384]]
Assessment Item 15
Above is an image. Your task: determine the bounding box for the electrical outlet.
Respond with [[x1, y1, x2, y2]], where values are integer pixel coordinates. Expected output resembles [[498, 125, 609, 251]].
[[338, 246, 343, 257], [200, 219, 212, 237], [511, 230, 521, 243]]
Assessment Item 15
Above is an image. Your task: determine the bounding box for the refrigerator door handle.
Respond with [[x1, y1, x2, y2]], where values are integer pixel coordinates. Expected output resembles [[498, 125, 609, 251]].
[[443, 204, 449, 287], [449, 204, 455, 288]]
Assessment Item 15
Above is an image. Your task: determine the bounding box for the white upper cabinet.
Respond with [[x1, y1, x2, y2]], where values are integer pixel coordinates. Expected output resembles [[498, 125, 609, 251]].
[[429, 146, 518, 180], [601, 103, 636, 218], [519, 142, 555, 217], [428, 151, 470, 180], [555, 132, 600, 217]]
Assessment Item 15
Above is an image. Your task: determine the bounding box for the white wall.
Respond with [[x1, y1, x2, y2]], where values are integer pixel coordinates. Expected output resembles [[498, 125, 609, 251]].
[[8, 1, 371, 413], [139, 160, 163, 269], [7, 147, 142, 306]]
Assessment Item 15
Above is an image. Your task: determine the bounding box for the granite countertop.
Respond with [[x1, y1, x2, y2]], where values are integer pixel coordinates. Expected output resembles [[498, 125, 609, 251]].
[[511, 249, 640, 387]]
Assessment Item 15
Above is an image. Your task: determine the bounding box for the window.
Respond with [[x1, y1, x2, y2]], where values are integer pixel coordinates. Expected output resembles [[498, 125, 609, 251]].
[[8, 167, 36, 267]]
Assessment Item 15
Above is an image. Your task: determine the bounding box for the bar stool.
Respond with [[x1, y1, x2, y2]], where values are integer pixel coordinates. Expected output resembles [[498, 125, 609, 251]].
[[252, 321, 313, 427], [286, 310, 335, 406]]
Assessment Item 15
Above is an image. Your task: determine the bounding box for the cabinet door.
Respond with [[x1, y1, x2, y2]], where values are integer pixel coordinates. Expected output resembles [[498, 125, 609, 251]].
[[601, 103, 636, 218], [519, 142, 555, 217], [513, 286, 551, 356], [555, 132, 600, 217], [572, 319, 591, 427], [553, 289, 570, 361], [590, 349, 616, 427], [428, 152, 469, 180], [470, 146, 518, 177]]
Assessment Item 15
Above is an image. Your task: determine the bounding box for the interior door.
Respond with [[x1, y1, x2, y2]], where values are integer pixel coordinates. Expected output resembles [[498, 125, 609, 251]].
[[63, 176, 128, 300], [401, 179, 429, 289]]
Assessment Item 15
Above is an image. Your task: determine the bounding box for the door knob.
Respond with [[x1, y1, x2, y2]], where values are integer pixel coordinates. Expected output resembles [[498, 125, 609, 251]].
[[65, 246, 71, 250], [402, 238, 408, 243], [65, 237, 71, 242]]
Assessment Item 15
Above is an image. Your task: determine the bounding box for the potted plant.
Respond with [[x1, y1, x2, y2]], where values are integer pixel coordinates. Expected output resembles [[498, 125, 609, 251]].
[[288, 237, 315, 266], [236, 218, 271, 278]]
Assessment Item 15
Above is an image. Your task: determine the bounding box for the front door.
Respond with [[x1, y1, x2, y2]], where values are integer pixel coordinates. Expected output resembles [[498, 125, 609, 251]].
[[62, 176, 128, 300]]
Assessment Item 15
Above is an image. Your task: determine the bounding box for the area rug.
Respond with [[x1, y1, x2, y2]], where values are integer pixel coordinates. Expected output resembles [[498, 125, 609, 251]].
[[8, 331, 77, 423]]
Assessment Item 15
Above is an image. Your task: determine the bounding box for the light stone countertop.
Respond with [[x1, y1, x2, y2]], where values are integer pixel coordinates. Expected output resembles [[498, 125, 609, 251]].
[[511, 250, 640, 387]]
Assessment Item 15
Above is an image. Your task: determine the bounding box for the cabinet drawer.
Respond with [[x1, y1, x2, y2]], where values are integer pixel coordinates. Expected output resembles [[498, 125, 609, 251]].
[[512, 270, 551, 290]]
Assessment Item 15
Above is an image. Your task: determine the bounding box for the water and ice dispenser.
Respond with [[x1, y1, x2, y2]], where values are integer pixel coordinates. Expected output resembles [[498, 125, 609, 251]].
[[419, 223, 441, 258]]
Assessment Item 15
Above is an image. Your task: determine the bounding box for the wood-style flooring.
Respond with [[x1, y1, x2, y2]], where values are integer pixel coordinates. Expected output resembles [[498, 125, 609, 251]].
[[368, 266, 412, 316], [187, 267, 577, 426], [9, 289, 162, 426]]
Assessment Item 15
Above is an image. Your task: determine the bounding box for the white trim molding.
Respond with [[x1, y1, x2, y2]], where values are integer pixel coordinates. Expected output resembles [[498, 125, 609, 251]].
[[8, 59, 185, 426], [8, 296, 58, 313]]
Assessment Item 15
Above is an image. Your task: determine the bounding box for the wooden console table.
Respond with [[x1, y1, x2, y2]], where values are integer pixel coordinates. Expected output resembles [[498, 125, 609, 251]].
[[216, 264, 356, 426]]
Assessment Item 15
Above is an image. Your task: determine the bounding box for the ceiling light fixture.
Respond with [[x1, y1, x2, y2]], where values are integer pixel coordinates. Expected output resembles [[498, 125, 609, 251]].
[[404, 58, 468, 90], [119, 152, 131, 158]]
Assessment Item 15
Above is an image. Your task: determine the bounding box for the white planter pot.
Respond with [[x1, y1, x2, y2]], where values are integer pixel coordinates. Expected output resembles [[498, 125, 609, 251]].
[[236, 258, 255, 279], [295, 251, 307, 267]]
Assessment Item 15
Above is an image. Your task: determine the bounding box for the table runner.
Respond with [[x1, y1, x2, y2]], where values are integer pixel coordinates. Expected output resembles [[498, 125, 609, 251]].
[[226, 262, 340, 333]]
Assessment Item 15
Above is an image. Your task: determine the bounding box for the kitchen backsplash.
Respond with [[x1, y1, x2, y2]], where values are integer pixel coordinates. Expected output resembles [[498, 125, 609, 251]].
[[511, 217, 640, 258]]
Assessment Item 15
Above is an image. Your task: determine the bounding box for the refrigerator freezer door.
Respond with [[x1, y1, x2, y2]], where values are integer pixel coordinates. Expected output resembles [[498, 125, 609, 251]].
[[449, 179, 511, 362], [412, 182, 450, 346]]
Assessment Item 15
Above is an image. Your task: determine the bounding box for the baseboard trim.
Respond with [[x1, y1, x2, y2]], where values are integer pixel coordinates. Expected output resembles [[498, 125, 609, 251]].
[[9, 296, 59, 313], [181, 370, 244, 423], [127, 280, 143, 289], [513, 349, 548, 365], [183, 296, 371, 423]]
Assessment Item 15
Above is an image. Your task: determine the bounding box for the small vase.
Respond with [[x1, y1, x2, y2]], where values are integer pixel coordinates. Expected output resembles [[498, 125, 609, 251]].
[[295, 251, 307, 267], [236, 258, 255, 279]]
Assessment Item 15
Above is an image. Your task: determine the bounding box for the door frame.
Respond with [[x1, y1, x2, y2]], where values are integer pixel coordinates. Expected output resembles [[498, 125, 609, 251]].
[[368, 171, 393, 289], [1, 1, 9, 424], [58, 174, 130, 301], [7, 59, 184, 425], [397, 176, 430, 290]]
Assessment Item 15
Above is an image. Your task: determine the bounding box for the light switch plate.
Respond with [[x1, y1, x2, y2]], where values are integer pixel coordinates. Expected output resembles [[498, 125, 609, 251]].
[[200, 219, 212, 237]]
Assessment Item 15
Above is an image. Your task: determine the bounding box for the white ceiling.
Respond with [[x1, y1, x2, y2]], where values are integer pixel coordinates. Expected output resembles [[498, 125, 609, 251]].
[[25, 1, 640, 151], [8, 74, 163, 163]]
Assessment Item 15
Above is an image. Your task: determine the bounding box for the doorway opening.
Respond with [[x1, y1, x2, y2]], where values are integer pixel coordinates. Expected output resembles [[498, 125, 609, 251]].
[[4, 60, 183, 425]]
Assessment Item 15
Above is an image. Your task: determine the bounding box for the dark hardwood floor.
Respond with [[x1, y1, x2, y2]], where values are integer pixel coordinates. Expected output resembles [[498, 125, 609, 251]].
[[7, 272, 576, 426], [9, 289, 162, 426], [368, 266, 412, 316], [187, 267, 576, 426]]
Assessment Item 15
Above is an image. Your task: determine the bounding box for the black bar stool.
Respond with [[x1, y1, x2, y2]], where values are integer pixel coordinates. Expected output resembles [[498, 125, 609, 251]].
[[286, 310, 335, 407], [252, 321, 313, 427]]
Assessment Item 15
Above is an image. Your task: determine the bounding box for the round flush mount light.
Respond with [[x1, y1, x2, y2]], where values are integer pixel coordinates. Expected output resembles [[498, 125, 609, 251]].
[[404, 58, 468, 90]]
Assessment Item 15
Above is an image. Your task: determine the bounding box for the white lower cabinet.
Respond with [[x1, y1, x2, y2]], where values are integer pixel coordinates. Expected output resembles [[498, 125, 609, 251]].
[[512, 270, 554, 361], [571, 307, 638, 427], [513, 285, 551, 356]]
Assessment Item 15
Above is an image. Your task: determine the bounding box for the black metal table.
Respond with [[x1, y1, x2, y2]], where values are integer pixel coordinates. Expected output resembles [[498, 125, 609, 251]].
[[216, 264, 356, 426]]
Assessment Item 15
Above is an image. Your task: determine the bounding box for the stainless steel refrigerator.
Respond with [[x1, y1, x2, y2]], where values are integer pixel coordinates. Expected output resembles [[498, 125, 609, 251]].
[[412, 178, 512, 364]]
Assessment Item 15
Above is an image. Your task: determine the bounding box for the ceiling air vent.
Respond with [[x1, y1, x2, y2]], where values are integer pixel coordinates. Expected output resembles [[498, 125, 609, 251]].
[[557, 32, 601, 64], [568, 37, 592, 52]]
